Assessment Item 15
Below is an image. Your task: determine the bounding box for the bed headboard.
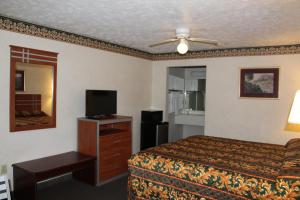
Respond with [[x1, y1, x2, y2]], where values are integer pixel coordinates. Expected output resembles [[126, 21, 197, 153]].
[[15, 94, 41, 113]]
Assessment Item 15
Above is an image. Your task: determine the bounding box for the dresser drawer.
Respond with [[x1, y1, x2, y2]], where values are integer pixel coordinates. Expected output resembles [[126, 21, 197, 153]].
[[99, 156, 129, 181], [99, 131, 131, 153], [100, 151, 131, 167], [100, 160, 128, 181], [99, 122, 131, 132], [100, 141, 131, 163], [101, 134, 131, 146], [100, 143, 131, 156], [100, 154, 129, 168], [112, 121, 131, 131]]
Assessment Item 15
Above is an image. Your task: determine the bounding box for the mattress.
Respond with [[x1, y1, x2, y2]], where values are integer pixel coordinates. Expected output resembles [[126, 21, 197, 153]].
[[128, 135, 300, 200]]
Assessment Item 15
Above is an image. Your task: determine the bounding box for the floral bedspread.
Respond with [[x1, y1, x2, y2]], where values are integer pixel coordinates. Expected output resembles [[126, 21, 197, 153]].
[[128, 135, 300, 200]]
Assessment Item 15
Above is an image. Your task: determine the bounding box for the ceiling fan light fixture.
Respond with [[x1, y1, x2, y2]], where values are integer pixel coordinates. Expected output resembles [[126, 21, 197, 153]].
[[177, 39, 189, 54], [149, 28, 218, 53]]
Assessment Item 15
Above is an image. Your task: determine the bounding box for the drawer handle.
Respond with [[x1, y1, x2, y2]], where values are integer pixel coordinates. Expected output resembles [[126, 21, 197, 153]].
[[112, 152, 121, 157], [112, 139, 121, 144]]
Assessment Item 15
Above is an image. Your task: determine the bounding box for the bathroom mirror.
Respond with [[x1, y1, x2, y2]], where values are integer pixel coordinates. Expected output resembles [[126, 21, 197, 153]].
[[168, 67, 206, 114], [10, 45, 58, 132]]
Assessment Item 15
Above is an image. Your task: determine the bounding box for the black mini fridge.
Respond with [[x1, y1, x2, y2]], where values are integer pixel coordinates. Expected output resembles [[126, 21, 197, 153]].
[[140, 110, 168, 150]]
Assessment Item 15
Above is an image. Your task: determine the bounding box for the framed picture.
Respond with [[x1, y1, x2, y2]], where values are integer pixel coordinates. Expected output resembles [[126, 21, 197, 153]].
[[15, 70, 25, 91], [240, 68, 279, 98]]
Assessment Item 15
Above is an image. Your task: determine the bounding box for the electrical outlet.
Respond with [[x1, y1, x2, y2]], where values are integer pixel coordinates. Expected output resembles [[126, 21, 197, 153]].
[[0, 164, 7, 175]]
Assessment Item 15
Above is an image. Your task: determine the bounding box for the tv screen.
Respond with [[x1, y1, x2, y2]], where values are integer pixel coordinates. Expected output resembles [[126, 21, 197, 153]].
[[86, 90, 117, 117]]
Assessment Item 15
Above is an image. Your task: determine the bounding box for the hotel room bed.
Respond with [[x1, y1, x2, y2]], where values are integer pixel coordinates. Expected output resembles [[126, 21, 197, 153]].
[[15, 94, 52, 127], [15, 115, 51, 127], [128, 135, 300, 200]]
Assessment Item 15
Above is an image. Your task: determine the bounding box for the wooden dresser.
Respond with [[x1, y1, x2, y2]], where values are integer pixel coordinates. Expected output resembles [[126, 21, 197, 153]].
[[78, 115, 132, 185]]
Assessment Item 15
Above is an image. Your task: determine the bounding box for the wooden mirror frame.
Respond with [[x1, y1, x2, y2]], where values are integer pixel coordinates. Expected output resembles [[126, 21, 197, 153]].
[[10, 45, 58, 132]]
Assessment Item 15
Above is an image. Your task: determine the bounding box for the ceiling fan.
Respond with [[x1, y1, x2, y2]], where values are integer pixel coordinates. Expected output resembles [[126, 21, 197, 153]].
[[149, 28, 219, 54]]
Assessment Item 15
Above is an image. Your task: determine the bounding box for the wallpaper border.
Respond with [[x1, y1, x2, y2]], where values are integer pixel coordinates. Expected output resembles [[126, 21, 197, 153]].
[[1, 16, 300, 61], [152, 45, 300, 60]]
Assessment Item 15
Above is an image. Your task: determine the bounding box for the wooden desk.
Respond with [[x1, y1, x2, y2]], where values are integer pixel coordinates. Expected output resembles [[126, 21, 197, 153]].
[[12, 151, 96, 200]]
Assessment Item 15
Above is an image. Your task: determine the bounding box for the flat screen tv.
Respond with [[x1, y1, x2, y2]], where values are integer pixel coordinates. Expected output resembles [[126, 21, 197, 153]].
[[86, 90, 117, 118]]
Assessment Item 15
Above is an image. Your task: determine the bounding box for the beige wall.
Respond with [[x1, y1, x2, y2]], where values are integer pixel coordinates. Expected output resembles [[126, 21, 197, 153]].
[[0, 30, 152, 182], [16, 64, 54, 116], [151, 55, 300, 145]]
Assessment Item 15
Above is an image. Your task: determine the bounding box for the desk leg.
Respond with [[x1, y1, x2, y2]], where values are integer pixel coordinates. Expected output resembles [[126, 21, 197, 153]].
[[13, 167, 37, 200], [73, 160, 96, 186]]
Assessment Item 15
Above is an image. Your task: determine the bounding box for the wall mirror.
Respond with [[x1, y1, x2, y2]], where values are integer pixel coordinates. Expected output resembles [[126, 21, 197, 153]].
[[10, 45, 58, 132]]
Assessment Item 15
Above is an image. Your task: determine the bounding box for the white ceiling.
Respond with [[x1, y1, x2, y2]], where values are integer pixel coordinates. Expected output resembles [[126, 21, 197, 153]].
[[0, 0, 300, 53]]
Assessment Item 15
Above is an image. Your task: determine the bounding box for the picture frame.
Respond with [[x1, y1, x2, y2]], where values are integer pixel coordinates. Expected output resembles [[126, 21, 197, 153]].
[[240, 68, 279, 98], [15, 70, 25, 92]]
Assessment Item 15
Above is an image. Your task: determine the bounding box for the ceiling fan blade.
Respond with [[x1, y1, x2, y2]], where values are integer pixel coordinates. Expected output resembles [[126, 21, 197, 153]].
[[188, 38, 219, 46], [149, 38, 179, 47]]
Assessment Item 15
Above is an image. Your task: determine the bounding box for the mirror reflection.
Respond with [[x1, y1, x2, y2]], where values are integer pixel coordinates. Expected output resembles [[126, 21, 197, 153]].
[[168, 67, 206, 114], [187, 79, 206, 111], [15, 62, 54, 128]]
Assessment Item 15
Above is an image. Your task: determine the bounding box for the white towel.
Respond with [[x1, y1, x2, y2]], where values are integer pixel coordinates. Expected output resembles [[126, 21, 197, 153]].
[[168, 92, 184, 114]]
